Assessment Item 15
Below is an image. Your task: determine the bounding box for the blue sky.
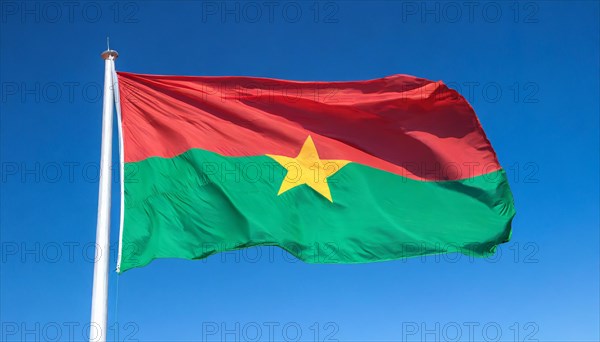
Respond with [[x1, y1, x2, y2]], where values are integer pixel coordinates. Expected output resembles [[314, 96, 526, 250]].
[[1, 1, 598, 341]]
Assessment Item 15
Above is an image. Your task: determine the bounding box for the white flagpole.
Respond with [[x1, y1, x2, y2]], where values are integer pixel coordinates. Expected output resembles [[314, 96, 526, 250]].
[[90, 48, 118, 342]]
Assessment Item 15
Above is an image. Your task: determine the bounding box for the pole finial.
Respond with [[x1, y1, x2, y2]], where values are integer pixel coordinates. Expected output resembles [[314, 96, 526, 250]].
[[101, 36, 118, 60], [101, 48, 118, 60]]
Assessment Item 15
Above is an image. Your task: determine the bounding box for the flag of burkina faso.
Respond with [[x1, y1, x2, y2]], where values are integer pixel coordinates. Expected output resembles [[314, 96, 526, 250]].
[[115, 72, 515, 273]]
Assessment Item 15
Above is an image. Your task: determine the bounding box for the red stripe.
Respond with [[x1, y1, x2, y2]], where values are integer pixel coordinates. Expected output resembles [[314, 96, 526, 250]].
[[117, 72, 501, 181]]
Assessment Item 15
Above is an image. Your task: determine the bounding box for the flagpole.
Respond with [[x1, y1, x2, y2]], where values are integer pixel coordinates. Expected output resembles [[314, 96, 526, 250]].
[[90, 48, 118, 342]]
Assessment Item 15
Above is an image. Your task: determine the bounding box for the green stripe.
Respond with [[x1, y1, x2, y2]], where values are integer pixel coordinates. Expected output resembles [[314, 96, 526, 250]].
[[119, 148, 515, 272]]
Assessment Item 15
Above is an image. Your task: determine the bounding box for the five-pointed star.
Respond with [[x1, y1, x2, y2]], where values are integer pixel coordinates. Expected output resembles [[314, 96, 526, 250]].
[[267, 136, 350, 202]]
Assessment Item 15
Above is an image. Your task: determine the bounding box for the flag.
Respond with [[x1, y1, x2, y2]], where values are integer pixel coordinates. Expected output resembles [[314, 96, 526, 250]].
[[115, 72, 515, 273]]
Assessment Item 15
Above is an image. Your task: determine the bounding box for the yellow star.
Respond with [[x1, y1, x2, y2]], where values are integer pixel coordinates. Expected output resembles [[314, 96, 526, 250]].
[[267, 136, 350, 202]]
